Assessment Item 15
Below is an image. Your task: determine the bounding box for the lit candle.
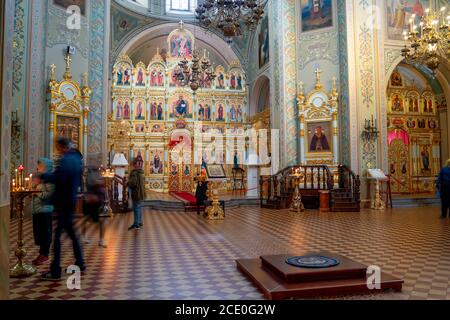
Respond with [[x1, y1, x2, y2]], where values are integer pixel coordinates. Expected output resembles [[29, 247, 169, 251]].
[[29, 174, 33, 190], [18, 165, 24, 189], [12, 179, 16, 192], [15, 169, 18, 187], [25, 178, 29, 191]]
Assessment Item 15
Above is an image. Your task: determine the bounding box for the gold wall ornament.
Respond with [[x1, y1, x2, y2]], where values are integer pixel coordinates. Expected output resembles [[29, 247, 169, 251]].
[[47, 55, 91, 159]]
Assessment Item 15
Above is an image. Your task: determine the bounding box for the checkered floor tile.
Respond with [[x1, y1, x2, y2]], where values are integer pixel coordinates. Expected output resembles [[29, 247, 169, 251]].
[[8, 206, 450, 300]]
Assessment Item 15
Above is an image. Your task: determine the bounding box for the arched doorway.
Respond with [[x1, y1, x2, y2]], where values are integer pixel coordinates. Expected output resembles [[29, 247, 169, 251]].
[[386, 63, 447, 195]]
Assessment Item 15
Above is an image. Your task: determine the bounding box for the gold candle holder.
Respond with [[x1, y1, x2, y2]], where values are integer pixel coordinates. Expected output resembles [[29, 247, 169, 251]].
[[205, 180, 225, 220], [10, 190, 41, 278], [290, 168, 305, 213]]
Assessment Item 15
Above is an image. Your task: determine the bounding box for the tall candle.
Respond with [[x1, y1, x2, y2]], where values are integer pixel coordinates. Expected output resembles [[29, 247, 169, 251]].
[[25, 178, 29, 191], [15, 169, 18, 187], [29, 174, 33, 190]]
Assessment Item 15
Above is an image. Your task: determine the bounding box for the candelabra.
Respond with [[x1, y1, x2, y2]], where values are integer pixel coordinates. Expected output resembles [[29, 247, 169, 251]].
[[10, 165, 40, 278], [195, 0, 267, 44], [361, 116, 379, 141], [290, 168, 305, 213], [401, 5, 450, 74], [100, 167, 115, 217], [174, 50, 216, 93]]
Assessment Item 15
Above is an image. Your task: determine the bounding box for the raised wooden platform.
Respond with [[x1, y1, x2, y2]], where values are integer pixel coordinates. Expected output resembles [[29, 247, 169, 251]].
[[236, 253, 403, 300]]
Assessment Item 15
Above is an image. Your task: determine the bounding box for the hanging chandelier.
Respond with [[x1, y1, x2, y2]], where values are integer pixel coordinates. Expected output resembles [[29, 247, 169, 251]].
[[174, 50, 216, 93], [401, 5, 450, 74], [195, 0, 266, 44]]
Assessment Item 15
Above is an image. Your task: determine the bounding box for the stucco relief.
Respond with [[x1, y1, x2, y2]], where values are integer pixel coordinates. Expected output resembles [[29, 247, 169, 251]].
[[384, 48, 402, 75], [298, 31, 339, 70], [46, 4, 89, 58]]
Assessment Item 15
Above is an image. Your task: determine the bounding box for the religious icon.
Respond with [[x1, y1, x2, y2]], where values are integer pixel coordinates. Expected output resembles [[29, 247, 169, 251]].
[[308, 123, 331, 152], [150, 102, 157, 120], [406, 119, 416, 129], [230, 74, 237, 90], [157, 70, 164, 86], [123, 101, 130, 120], [301, 0, 333, 32], [428, 99, 433, 113], [150, 69, 159, 86], [169, 32, 193, 59], [428, 119, 436, 129], [230, 105, 237, 122], [123, 69, 131, 85], [391, 69, 403, 87], [217, 104, 225, 121], [392, 95, 403, 112], [418, 118, 426, 128], [174, 95, 188, 117], [136, 68, 145, 86], [237, 105, 243, 122], [53, 0, 86, 15], [205, 104, 211, 121], [157, 102, 164, 120], [116, 100, 123, 120], [390, 162, 396, 174], [116, 69, 123, 85], [259, 15, 270, 68], [135, 124, 145, 133], [414, 99, 419, 112], [135, 100, 145, 120], [387, 0, 427, 40], [151, 124, 164, 133], [423, 99, 428, 112], [217, 72, 225, 89], [55, 115, 80, 149], [150, 150, 164, 174], [421, 146, 430, 171], [198, 103, 205, 121]]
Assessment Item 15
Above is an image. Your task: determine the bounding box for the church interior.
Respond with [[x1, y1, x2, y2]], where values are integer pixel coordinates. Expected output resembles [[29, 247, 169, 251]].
[[1, 0, 450, 301]]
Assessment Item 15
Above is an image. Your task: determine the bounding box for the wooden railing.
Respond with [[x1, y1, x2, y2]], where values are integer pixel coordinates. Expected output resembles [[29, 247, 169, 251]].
[[336, 164, 360, 205], [260, 165, 334, 208]]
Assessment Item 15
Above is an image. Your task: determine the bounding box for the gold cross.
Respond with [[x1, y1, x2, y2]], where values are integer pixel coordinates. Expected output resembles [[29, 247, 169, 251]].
[[179, 20, 184, 30], [64, 54, 72, 70], [314, 68, 322, 83]]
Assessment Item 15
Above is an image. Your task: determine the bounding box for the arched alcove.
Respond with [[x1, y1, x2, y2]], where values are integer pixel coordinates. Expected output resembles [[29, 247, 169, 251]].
[[385, 61, 449, 195], [250, 75, 270, 117]]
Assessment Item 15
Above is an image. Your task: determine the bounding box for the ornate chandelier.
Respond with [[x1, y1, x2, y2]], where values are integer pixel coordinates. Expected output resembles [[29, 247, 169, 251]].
[[174, 50, 216, 93], [195, 0, 266, 44], [401, 5, 450, 74]]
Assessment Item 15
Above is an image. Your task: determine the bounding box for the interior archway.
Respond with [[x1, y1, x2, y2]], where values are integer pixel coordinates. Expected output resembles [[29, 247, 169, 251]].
[[250, 75, 270, 117], [385, 62, 448, 195]]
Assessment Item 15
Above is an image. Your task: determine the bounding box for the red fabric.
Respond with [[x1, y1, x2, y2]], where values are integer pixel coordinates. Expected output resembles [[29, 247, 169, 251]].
[[170, 192, 197, 205], [388, 129, 409, 146]]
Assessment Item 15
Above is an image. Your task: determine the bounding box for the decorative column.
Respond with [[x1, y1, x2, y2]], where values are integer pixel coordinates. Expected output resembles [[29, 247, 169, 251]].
[[332, 112, 339, 164], [81, 73, 91, 160]]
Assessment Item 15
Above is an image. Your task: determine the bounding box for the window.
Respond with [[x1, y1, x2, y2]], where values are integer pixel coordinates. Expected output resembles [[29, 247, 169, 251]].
[[166, 0, 196, 14]]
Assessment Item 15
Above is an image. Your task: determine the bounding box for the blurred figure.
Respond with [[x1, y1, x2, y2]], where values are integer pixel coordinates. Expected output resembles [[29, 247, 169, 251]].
[[81, 167, 107, 248], [40, 137, 85, 281], [31, 158, 54, 265], [437, 159, 450, 218], [128, 157, 145, 230], [195, 173, 208, 216]]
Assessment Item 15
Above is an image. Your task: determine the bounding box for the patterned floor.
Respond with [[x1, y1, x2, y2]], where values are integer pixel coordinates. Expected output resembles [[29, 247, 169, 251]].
[[8, 206, 450, 300]]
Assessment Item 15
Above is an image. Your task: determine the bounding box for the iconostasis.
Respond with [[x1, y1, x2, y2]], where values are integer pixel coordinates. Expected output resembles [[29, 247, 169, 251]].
[[108, 25, 249, 193], [386, 65, 442, 194]]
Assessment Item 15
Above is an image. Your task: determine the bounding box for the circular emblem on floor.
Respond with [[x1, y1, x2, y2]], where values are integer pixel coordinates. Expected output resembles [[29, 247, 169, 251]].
[[286, 255, 340, 268]]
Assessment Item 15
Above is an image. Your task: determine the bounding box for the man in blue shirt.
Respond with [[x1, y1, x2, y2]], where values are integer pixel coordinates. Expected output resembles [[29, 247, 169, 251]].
[[437, 159, 450, 218]]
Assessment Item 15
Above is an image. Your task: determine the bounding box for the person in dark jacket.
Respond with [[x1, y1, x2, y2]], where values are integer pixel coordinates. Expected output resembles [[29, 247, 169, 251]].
[[437, 159, 450, 218], [195, 174, 209, 215], [40, 137, 85, 280], [128, 157, 145, 230], [81, 167, 107, 248], [31, 158, 54, 265]]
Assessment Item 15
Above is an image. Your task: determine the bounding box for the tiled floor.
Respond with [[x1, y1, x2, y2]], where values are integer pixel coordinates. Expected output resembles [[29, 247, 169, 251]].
[[8, 206, 450, 300]]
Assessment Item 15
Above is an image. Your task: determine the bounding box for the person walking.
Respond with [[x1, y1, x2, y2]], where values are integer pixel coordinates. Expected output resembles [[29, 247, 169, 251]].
[[128, 157, 145, 230], [40, 137, 85, 280], [31, 158, 54, 265], [81, 167, 107, 248], [437, 159, 450, 218]]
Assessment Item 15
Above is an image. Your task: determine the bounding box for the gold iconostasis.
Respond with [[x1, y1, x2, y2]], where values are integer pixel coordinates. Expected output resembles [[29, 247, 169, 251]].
[[108, 25, 250, 193], [386, 65, 442, 194]]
